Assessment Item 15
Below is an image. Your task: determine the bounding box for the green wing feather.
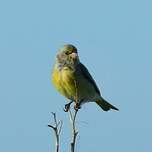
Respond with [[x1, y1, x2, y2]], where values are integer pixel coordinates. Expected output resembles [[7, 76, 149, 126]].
[[78, 63, 101, 95]]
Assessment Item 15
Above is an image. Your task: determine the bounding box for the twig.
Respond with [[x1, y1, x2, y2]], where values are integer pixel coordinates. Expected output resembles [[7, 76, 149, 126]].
[[69, 109, 78, 152], [69, 80, 79, 152], [48, 112, 62, 152]]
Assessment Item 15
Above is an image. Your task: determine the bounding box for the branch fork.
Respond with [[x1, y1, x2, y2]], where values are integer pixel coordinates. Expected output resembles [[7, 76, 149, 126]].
[[48, 112, 63, 152]]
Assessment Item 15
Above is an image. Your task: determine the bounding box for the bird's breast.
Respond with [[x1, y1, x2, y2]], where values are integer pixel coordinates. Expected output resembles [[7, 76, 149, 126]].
[[52, 65, 76, 100]]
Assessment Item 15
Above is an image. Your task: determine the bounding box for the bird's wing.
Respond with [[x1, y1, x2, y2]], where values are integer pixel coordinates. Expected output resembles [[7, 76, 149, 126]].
[[78, 63, 101, 95]]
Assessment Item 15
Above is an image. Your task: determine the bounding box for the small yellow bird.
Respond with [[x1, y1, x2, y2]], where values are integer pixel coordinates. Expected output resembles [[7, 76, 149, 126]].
[[51, 44, 118, 111]]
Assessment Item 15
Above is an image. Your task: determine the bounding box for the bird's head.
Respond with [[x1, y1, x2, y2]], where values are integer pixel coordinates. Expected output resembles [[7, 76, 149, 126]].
[[56, 44, 80, 66]]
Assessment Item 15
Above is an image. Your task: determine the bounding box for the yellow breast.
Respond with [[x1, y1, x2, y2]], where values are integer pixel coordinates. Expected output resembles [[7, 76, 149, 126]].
[[51, 65, 76, 100]]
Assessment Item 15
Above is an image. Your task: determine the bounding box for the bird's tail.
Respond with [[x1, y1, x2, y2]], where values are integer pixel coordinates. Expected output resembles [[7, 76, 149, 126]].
[[95, 97, 119, 111]]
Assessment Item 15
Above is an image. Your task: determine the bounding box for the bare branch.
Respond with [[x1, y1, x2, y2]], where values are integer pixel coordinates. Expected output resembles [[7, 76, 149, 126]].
[[69, 79, 79, 152], [58, 120, 63, 135], [48, 113, 62, 152], [48, 124, 55, 130], [69, 109, 78, 152]]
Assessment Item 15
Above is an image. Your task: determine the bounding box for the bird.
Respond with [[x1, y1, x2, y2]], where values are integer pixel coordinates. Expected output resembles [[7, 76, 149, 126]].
[[51, 44, 118, 111]]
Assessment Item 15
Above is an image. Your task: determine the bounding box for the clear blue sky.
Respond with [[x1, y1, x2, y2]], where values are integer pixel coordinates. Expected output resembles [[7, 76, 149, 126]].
[[0, 0, 152, 151]]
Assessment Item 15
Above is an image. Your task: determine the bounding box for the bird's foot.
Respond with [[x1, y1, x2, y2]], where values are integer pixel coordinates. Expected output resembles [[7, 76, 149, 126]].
[[63, 101, 73, 112], [74, 102, 81, 111]]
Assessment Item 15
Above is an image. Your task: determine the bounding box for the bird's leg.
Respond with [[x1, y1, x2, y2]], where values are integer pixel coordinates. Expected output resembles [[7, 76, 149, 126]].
[[74, 99, 84, 111], [74, 102, 81, 111], [73, 79, 81, 111], [64, 101, 73, 112]]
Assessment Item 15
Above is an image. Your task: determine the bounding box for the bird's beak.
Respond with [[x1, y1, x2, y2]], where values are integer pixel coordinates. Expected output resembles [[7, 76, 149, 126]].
[[70, 52, 78, 60]]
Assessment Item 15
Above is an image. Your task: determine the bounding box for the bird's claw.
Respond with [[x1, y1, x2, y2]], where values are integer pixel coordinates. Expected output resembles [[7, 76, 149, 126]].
[[74, 102, 81, 111], [63, 101, 73, 112]]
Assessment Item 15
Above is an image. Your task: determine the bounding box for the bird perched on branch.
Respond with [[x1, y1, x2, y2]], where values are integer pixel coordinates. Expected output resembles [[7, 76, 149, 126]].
[[51, 44, 118, 112]]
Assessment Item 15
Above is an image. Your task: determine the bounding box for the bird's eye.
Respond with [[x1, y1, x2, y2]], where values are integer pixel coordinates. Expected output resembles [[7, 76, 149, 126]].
[[65, 52, 69, 55], [65, 51, 71, 55]]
